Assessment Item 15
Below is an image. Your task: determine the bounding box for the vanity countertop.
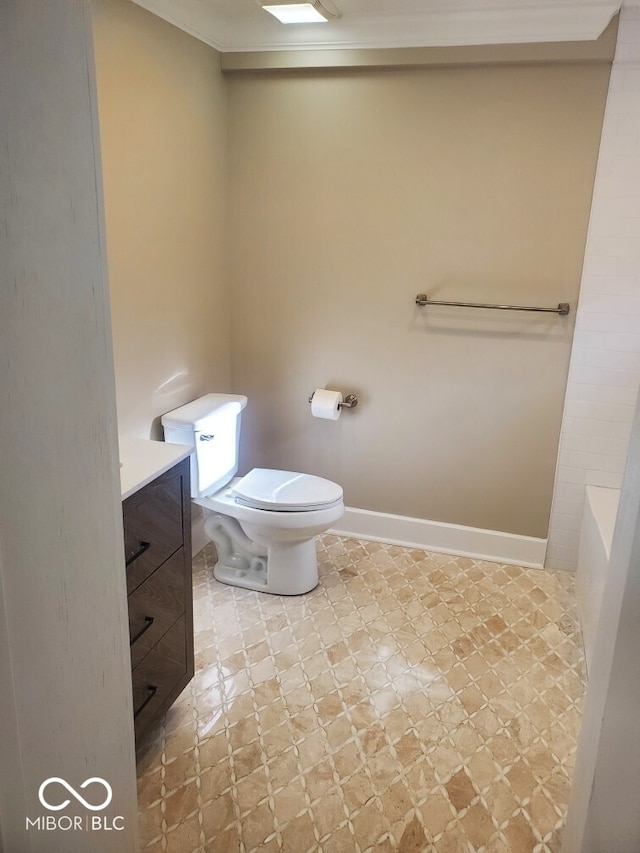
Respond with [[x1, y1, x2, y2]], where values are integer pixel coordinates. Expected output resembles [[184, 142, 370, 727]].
[[119, 436, 193, 500]]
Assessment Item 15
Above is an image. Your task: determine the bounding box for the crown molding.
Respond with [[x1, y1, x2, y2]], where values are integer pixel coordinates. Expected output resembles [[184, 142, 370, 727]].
[[131, 0, 620, 53]]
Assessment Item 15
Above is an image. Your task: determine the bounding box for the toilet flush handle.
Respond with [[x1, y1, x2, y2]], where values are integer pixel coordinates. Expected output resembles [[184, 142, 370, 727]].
[[199, 434, 215, 441]]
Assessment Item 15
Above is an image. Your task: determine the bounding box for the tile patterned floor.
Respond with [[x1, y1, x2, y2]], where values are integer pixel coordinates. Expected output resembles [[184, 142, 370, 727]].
[[136, 535, 586, 853]]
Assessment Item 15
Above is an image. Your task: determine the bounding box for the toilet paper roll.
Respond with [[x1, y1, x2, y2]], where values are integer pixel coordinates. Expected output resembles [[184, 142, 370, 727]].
[[310, 389, 343, 421]]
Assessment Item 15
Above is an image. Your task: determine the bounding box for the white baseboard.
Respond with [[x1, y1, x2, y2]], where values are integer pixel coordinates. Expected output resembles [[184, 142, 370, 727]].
[[331, 506, 547, 569], [192, 504, 547, 568]]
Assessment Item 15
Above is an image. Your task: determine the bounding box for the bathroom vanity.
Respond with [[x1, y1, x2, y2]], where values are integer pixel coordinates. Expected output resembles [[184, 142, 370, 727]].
[[119, 437, 194, 742]]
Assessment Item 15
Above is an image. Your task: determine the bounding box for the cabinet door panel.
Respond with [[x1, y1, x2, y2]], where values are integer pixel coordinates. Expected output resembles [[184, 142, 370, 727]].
[[132, 616, 188, 737], [128, 549, 185, 669], [123, 469, 183, 593]]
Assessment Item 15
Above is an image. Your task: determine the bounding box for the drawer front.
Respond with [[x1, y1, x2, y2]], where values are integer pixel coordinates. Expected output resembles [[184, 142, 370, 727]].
[[123, 469, 183, 594], [132, 615, 188, 738], [128, 549, 186, 670]]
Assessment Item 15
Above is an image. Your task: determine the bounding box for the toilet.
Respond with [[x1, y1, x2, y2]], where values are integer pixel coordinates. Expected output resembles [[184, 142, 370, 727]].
[[161, 394, 344, 595]]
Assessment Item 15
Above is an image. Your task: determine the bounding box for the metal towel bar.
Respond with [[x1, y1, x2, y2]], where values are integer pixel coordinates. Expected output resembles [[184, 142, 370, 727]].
[[415, 294, 570, 315]]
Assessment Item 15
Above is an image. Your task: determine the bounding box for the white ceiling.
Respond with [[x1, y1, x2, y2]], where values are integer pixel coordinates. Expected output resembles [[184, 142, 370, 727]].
[[131, 0, 621, 52]]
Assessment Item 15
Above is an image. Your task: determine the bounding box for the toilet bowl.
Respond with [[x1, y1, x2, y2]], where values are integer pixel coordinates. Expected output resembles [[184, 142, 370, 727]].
[[161, 395, 344, 595]]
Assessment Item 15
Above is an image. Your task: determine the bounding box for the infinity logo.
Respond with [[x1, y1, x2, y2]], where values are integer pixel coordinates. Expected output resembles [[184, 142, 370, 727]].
[[38, 777, 113, 812]]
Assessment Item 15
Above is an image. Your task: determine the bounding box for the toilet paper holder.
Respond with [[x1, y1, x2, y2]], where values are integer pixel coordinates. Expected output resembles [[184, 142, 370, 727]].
[[308, 391, 359, 409]]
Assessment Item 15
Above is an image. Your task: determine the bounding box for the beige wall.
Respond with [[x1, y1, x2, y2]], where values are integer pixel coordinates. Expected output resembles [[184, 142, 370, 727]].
[[92, 0, 230, 439], [227, 63, 610, 538], [91, 0, 610, 539]]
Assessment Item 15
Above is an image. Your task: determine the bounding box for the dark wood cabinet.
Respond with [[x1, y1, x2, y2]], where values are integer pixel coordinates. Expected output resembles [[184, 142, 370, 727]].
[[122, 457, 193, 742]]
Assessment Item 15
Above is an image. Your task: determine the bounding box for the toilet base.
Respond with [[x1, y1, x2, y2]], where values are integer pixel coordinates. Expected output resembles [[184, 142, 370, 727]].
[[204, 511, 319, 595], [214, 559, 268, 591], [214, 538, 318, 596]]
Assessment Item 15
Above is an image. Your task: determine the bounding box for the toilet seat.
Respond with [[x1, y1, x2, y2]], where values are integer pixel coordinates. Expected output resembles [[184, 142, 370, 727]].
[[232, 468, 343, 512]]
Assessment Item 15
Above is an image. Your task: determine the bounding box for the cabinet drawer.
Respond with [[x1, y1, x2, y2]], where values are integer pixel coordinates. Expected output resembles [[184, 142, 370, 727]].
[[128, 549, 186, 670], [123, 468, 183, 594], [132, 615, 188, 737]]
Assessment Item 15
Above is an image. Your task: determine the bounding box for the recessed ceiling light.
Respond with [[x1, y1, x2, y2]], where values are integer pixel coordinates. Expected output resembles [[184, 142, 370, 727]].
[[260, 2, 338, 24]]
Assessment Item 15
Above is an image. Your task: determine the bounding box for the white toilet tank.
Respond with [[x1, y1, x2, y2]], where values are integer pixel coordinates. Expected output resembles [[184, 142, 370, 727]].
[[161, 394, 248, 498]]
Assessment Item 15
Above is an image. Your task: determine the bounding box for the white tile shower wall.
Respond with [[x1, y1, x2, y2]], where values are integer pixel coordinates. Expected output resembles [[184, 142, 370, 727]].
[[546, 4, 640, 571]]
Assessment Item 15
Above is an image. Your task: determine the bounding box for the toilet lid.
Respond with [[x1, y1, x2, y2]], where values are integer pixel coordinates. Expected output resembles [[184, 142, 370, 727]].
[[232, 468, 343, 512]]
